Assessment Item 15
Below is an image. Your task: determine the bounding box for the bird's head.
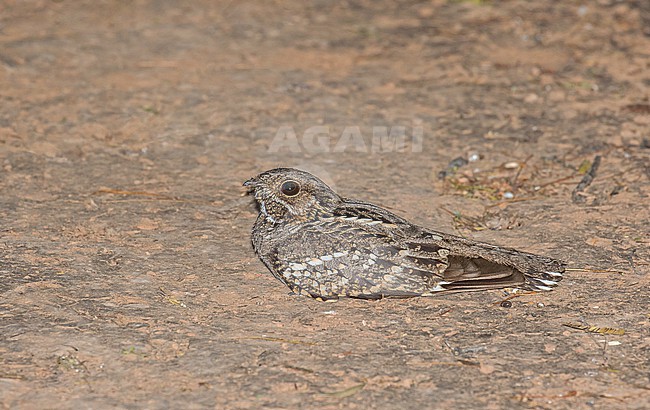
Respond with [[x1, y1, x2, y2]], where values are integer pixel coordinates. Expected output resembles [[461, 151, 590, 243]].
[[244, 168, 341, 223]]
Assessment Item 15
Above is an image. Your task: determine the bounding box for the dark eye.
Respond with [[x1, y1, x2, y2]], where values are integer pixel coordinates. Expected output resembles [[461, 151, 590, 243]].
[[280, 180, 301, 197]]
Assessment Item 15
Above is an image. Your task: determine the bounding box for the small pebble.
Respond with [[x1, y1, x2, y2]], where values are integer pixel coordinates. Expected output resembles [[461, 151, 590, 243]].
[[502, 192, 514, 199], [578, 5, 588, 17], [537, 302, 545, 308], [524, 93, 539, 103], [500, 300, 512, 308]]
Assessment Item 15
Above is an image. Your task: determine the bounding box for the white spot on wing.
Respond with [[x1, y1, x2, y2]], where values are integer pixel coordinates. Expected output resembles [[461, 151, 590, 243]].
[[307, 259, 323, 266], [430, 284, 447, 292]]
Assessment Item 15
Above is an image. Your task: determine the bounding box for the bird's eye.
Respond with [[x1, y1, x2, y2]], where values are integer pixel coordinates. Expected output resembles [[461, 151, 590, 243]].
[[280, 180, 301, 197]]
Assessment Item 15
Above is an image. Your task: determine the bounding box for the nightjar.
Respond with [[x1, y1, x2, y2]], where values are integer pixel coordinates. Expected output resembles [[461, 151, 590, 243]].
[[244, 168, 565, 300]]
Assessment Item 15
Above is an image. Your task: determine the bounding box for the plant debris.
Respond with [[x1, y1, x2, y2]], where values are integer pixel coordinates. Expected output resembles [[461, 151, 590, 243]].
[[562, 322, 625, 335], [242, 336, 317, 346], [572, 155, 602, 203], [438, 156, 469, 179], [320, 383, 366, 399]]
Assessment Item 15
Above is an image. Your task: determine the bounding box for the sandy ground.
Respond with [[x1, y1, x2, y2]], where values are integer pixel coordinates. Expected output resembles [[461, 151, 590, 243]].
[[1, 1, 649, 409]]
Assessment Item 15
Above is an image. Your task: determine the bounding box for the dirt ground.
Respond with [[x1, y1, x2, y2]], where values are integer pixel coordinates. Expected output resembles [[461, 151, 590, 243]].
[[1, 1, 649, 409]]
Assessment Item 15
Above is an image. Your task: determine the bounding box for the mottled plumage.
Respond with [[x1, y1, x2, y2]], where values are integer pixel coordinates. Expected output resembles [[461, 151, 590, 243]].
[[244, 168, 564, 300]]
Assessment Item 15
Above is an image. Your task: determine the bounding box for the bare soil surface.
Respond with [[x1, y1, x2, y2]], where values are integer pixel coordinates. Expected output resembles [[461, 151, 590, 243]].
[[1, 1, 649, 409]]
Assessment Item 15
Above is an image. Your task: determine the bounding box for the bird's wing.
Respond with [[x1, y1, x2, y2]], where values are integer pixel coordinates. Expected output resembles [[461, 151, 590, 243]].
[[335, 198, 563, 292], [407, 229, 564, 292], [334, 198, 413, 226]]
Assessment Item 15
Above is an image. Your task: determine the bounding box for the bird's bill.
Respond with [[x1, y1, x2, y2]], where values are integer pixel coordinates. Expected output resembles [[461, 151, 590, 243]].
[[243, 177, 260, 188]]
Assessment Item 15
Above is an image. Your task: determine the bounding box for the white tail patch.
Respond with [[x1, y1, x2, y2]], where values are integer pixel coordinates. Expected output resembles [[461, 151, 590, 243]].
[[545, 271, 564, 277], [430, 282, 450, 292], [537, 278, 559, 286]]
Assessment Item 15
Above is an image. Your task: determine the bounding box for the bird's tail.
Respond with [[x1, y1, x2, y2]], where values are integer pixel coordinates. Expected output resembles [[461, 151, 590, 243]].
[[516, 254, 565, 291], [426, 233, 565, 292]]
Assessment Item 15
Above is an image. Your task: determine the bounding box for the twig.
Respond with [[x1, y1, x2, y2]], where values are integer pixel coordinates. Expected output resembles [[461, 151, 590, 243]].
[[516, 390, 578, 401], [484, 196, 539, 209], [493, 291, 537, 305], [91, 188, 180, 200], [572, 155, 602, 203], [562, 322, 625, 335], [438, 156, 469, 179], [537, 174, 580, 189], [440, 207, 486, 231], [240, 336, 317, 346], [564, 268, 626, 274], [91, 188, 243, 208], [510, 154, 533, 187], [320, 383, 366, 398]]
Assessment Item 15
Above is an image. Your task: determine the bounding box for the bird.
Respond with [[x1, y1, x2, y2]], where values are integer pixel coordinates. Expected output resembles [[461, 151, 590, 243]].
[[244, 167, 565, 300]]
